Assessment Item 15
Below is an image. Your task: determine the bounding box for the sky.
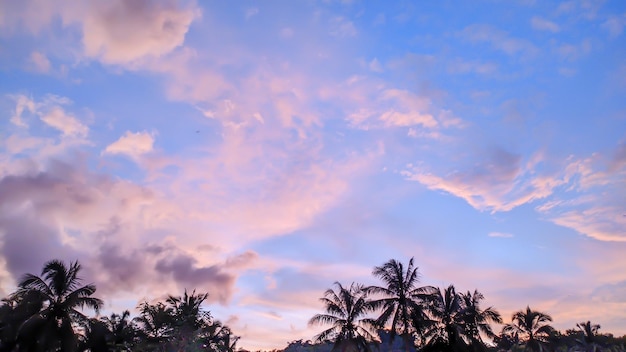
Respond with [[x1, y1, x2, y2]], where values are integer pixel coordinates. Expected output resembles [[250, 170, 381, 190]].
[[0, 0, 625, 349]]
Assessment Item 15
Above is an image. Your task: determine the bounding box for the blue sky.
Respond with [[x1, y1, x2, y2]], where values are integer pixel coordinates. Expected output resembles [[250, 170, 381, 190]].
[[1, 0, 625, 349]]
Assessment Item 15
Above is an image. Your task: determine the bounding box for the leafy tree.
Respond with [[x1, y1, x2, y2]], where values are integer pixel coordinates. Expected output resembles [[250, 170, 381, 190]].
[[12, 259, 103, 352], [367, 258, 436, 351], [309, 282, 378, 352], [503, 306, 554, 352]]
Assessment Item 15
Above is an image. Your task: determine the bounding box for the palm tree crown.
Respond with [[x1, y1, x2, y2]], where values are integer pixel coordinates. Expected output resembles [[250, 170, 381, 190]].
[[424, 285, 464, 350], [13, 259, 103, 351], [367, 257, 435, 347], [458, 290, 502, 345], [503, 306, 554, 352], [309, 282, 378, 352], [575, 321, 602, 350]]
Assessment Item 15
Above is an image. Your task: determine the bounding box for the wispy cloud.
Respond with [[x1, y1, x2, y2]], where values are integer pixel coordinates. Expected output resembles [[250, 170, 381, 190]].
[[530, 16, 561, 33], [329, 17, 357, 38], [460, 24, 539, 59], [488, 232, 514, 238]]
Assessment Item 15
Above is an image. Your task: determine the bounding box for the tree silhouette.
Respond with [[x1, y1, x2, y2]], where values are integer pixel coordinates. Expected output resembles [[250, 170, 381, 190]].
[[100, 310, 139, 351], [575, 321, 602, 352], [503, 306, 554, 352], [309, 282, 378, 352], [12, 259, 103, 352], [423, 285, 466, 351], [458, 290, 502, 351], [367, 258, 436, 351]]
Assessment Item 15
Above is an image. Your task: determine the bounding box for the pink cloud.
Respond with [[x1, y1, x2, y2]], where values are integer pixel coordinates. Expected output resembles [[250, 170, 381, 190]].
[[103, 130, 156, 160]]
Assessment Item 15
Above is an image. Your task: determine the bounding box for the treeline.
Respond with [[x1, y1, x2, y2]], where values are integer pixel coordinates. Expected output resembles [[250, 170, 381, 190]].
[[0, 260, 238, 352], [306, 258, 626, 352]]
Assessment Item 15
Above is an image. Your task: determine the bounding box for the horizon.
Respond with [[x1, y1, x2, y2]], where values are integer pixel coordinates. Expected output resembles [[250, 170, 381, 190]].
[[0, 0, 625, 350]]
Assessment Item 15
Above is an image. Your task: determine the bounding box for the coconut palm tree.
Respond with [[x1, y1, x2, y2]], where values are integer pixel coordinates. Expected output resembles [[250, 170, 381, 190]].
[[101, 310, 139, 351], [423, 285, 466, 352], [367, 258, 436, 351], [12, 259, 103, 352], [166, 289, 210, 349], [503, 306, 554, 352], [167, 289, 208, 331], [575, 321, 602, 352], [458, 290, 502, 351], [134, 301, 175, 350], [0, 290, 44, 352], [309, 282, 378, 352], [198, 314, 239, 352]]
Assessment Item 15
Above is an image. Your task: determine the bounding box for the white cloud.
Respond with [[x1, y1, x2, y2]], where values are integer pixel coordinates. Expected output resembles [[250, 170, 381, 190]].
[[103, 131, 156, 159], [530, 16, 561, 33], [488, 232, 514, 238], [245, 7, 259, 19], [460, 24, 538, 59], [329, 17, 357, 38], [40, 107, 88, 137], [280, 27, 294, 39], [602, 15, 626, 38], [447, 58, 497, 75]]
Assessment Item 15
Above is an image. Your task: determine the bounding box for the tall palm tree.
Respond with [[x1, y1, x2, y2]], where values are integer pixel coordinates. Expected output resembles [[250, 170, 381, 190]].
[[458, 290, 502, 351], [424, 285, 465, 351], [309, 282, 378, 352], [12, 259, 103, 352], [367, 258, 436, 351], [503, 306, 554, 352]]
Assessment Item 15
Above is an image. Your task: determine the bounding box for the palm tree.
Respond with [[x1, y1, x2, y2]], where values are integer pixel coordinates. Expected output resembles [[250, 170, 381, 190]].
[[12, 259, 103, 352], [198, 313, 239, 352], [424, 285, 465, 352], [166, 289, 209, 349], [101, 310, 138, 351], [134, 301, 175, 350], [458, 290, 502, 351], [503, 306, 554, 352], [367, 258, 436, 351], [575, 321, 601, 352], [79, 318, 111, 352], [309, 282, 378, 352], [0, 291, 44, 352]]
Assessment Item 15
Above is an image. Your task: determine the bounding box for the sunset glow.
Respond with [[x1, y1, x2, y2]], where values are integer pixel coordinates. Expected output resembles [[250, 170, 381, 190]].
[[1, 1, 625, 350]]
